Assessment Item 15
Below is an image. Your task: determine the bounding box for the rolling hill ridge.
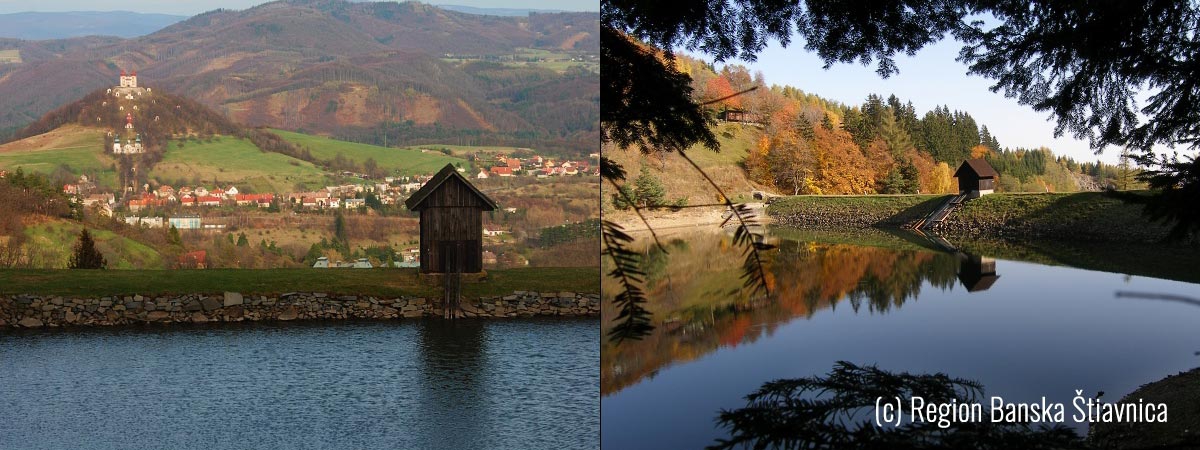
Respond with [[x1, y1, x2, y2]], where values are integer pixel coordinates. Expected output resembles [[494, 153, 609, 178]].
[[0, 0, 598, 155]]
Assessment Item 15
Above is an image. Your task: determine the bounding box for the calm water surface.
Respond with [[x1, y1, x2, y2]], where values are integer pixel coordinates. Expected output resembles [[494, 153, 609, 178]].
[[601, 231, 1200, 449], [1, 318, 598, 450]]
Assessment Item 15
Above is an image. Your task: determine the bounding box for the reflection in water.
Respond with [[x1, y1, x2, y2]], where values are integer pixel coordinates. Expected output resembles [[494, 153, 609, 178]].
[[711, 362, 1088, 450], [417, 319, 487, 449], [603, 228, 1200, 449], [0, 319, 598, 450], [959, 254, 1000, 292], [603, 233, 998, 395]]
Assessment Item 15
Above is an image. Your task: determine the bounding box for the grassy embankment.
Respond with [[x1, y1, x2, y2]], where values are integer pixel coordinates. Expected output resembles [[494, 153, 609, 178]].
[[269, 129, 470, 175], [0, 267, 598, 298], [768, 192, 1200, 282], [769, 194, 948, 228], [938, 191, 1178, 242], [770, 191, 1188, 243]]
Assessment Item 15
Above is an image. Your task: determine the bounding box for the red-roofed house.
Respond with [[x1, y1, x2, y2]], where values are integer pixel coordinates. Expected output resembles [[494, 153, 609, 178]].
[[197, 195, 222, 207], [235, 193, 274, 207], [490, 166, 514, 177], [178, 250, 207, 269]]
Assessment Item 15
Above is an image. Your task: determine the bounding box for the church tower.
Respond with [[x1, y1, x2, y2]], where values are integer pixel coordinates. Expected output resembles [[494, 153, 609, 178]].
[[119, 69, 138, 88]]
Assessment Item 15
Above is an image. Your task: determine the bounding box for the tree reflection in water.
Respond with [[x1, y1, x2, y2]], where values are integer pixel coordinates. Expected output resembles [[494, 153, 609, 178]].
[[710, 362, 1087, 450], [603, 235, 986, 395]]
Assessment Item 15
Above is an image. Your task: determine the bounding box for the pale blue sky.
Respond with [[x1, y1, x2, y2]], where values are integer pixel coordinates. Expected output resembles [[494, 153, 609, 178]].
[[714, 39, 1125, 165], [0, 0, 597, 15]]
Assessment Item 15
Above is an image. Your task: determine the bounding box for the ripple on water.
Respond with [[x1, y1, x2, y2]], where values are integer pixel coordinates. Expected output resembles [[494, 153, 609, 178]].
[[0, 318, 599, 450]]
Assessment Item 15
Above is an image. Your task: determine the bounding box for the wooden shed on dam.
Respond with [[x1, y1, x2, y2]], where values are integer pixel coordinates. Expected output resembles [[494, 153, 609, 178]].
[[954, 158, 998, 198], [405, 164, 497, 274]]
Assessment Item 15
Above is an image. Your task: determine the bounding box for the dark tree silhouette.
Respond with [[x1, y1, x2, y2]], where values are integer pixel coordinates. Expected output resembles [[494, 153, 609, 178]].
[[711, 361, 1088, 450], [69, 229, 107, 269]]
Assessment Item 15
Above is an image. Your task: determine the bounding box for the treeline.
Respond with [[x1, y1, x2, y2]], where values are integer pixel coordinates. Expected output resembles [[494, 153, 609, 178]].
[[679, 56, 1132, 194], [538, 218, 600, 246]]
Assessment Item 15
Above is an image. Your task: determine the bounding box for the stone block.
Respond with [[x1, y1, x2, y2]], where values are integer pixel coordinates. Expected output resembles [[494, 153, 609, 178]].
[[278, 306, 298, 321], [223, 292, 244, 307], [200, 298, 222, 312], [18, 317, 43, 328]]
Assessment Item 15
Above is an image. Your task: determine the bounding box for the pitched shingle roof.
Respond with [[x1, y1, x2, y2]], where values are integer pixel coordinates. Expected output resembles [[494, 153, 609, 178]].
[[404, 164, 497, 211], [954, 158, 999, 178]]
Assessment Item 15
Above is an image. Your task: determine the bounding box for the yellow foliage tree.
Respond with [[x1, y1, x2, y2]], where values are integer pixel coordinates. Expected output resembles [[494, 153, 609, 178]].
[[970, 144, 992, 159], [929, 162, 954, 194]]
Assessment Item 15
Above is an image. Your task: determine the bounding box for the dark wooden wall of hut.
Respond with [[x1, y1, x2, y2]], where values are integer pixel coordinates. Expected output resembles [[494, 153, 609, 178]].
[[958, 176, 995, 193], [417, 177, 489, 273]]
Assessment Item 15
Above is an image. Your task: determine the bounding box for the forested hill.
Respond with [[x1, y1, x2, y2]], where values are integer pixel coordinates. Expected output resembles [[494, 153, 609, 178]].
[[677, 55, 1136, 194], [10, 88, 241, 150], [0, 0, 598, 157]]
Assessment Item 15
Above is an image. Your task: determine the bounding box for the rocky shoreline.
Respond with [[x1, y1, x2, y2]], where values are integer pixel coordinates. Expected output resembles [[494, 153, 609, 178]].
[[0, 291, 600, 329]]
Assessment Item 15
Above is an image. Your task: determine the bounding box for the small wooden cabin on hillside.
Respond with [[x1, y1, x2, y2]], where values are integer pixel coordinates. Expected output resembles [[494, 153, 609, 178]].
[[405, 164, 498, 274], [954, 158, 998, 198]]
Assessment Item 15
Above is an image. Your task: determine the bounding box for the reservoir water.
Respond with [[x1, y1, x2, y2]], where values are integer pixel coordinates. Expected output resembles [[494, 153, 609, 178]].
[[601, 230, 1200, 449], [1, 318, 598, 450]]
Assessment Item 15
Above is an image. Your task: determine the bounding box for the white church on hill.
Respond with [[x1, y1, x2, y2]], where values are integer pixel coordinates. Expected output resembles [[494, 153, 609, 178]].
[[119, 69, 137, 88], [110, 70, 146, 155]]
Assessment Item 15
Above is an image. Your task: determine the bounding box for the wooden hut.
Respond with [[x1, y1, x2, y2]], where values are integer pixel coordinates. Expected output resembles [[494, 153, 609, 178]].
[[957, 254, 999, 292], [954, 158, 998, 198], [404, 164, 498, 274], [719, 107, 749, 123]]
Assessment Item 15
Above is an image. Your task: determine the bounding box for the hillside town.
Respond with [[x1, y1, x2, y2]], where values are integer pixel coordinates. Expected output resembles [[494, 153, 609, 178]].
[[58, 73, 600, 224]]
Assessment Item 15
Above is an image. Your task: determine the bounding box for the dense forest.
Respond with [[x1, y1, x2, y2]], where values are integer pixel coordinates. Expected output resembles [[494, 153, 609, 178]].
[[678, 56, 1137, 194]]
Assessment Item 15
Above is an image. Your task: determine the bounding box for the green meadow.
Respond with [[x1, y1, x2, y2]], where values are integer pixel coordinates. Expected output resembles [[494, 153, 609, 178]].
[[153, 136, 330, 192], [0, 267, 599, 297], [23, 220, 165, 269], [270, 129, 469, 175]]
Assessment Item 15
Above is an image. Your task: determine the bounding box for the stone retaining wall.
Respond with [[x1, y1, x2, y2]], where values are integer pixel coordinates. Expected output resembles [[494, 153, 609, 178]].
[[0, 291, 600, 328]]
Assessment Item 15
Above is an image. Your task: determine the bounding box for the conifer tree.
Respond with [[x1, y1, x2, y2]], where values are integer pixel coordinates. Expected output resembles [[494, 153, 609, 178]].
[[69, 229, 106, 269]]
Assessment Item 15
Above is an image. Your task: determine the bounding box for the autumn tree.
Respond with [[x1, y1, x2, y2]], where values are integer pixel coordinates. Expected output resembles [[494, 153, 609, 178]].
[[929, 162, 955, 194], [745, 135, 773, 187], [705, 75, 740, 109]]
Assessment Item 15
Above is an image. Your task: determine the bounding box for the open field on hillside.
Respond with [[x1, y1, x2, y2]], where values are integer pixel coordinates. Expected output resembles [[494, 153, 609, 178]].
[[0, 49, 19, 63], [0, 126, 118, 187], [604, 122, 763, 211], [444, 47, 598, 74], [23, 219, 165, 269], [0, 267, 599, 297], [0, 125, 103, 154], [270, 129, 469, 175], [397, 143, 531, 158], [153, 136, 330, 193]]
